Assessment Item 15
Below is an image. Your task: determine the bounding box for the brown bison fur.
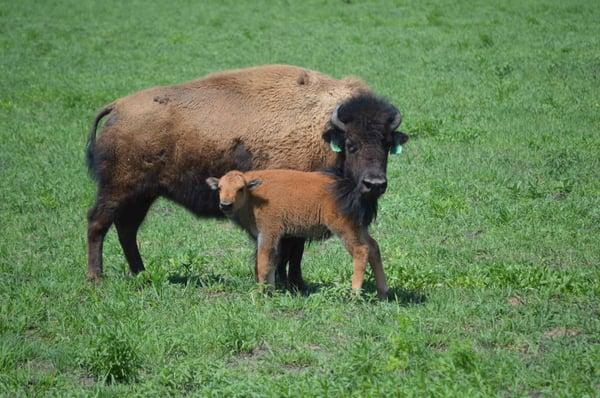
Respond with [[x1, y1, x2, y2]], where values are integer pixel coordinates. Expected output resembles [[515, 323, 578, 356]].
[[86, 64, 407, 285], [206, 169, 389, 299]]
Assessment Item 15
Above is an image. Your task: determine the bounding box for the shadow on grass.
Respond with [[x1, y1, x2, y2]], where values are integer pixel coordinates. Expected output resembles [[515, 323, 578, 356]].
[[164, 269, 426, 305], [300, 280, 427, 305], [361, 280, 427, 305], [167, 271, 227, 288], [385, 286, 427, 305]]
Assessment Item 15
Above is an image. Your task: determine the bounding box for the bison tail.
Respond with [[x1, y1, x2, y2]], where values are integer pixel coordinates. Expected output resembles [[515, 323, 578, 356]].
[[86, 105, 113, 181]]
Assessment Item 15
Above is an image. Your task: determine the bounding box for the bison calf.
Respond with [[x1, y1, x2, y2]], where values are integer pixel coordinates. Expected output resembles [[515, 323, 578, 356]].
[[206, 169, 389, 299]]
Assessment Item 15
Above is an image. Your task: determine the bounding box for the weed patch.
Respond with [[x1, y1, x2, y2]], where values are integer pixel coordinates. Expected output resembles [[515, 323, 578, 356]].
[[84, 326, 141, 384]]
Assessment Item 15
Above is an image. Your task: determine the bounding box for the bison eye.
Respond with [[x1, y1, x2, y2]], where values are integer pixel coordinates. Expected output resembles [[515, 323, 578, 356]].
[[346, 141, 358, 154]]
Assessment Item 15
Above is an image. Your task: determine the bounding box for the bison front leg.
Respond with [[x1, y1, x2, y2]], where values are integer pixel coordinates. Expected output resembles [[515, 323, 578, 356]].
[[366, 234, 388, 300]]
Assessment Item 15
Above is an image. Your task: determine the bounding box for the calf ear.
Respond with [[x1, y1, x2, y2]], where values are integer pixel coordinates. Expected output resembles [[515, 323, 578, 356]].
[[206, 177, 219, 190], [247, 179, 262, 190], [322, 128, 345, 153]]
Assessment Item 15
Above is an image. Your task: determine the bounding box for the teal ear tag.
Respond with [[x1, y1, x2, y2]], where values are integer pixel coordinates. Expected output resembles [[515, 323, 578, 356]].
[[330, 141, 342, 153], [390, 145, 403, 155]]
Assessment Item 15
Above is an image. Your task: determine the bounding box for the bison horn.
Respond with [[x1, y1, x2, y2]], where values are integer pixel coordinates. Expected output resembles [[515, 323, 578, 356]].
[[390, 107, 402, 131], [331, 106, 347, 132]]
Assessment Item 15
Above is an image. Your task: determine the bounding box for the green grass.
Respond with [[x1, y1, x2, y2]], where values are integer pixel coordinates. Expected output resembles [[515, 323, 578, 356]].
[[1, 0, 600, 395]]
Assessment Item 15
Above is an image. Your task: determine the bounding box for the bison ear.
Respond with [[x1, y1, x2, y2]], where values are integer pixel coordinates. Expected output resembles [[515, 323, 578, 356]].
[[395, 131, 409, 145], [323, 128, 345, 153], [388, 106, 402, 131], [247, 179, 262, 190], [390, 131, 409, 155], [206, 177, 219, 190]]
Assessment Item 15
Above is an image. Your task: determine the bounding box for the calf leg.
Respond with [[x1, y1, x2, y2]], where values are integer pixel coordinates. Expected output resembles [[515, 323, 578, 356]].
[[255, 233, 279, 287], [350, 244, 369, 291], [366, 235, 389, 299], [336, 229, 369, 292], [114, 198, 155, 275], [87, 196, 119, 280]]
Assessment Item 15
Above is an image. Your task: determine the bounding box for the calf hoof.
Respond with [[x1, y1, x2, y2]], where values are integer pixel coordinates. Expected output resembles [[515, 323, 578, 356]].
[[257, 282, 276, 296]]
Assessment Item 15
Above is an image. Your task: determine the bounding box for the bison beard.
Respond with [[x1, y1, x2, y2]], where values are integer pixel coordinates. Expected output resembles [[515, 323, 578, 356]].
[[325, 169, 379, 227]]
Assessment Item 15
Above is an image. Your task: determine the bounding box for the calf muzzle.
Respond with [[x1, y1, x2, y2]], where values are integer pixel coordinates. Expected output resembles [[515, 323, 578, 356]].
[[219, 202, 234, 212]]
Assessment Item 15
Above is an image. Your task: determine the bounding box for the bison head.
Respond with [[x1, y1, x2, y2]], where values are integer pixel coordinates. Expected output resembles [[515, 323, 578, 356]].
[[323, 94, 409, 199]]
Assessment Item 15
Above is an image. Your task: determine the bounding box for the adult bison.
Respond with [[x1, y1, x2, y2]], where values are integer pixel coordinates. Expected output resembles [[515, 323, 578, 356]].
[[86, 64, 408, 287]]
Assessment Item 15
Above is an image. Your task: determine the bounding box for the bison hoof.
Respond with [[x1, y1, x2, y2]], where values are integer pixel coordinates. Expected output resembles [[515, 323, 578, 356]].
[[87, 273, 103, 283], [288, 278, 306, 293]]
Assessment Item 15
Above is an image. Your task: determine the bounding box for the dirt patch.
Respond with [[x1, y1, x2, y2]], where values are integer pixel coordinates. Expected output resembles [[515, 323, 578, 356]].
[[307, 344, 321, 351], [282, 363, 309, 373], [80, 375, 96, 388], [528, 390, 542, 398], [507, 296, 523, 306], [27, 359, 55, 373], [465, 229, 484, 239], [232, 345, 269, 364], [203, 290, 230, 299], [24, 326, 37, 338], [243, 346, 268, 358], [543, 327, 579, 338]]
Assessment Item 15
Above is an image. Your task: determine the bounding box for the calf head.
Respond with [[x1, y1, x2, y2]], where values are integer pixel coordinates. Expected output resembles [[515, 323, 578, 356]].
[[206, 171, 262, 215], [323, 94, 409, 198]]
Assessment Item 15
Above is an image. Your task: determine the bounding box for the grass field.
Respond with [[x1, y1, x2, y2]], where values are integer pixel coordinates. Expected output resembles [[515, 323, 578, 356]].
[[2, 0, 600, 395]]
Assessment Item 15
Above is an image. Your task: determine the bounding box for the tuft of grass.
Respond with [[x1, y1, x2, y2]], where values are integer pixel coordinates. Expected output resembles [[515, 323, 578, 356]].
[[85, 326, 141, 384]]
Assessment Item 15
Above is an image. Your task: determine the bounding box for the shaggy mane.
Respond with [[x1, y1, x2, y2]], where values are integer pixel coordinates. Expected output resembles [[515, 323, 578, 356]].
[[321, 168, 379, 227]]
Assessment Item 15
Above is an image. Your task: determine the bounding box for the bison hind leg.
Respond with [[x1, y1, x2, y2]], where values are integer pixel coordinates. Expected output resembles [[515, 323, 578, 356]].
[[276, 237, 306, 291], [114, 197, 156, 275], [287, 237, 305, 291], [275, 240, 290, 286], [87, 197, 119, 280]]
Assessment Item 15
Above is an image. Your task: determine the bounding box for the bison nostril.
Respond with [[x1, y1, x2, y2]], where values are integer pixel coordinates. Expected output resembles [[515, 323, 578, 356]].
[[361, 178, 387, 194]]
